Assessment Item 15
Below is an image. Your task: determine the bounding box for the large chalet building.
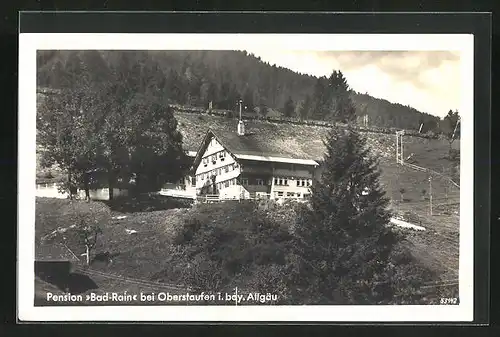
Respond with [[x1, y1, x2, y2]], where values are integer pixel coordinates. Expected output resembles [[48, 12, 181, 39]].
[[162, 118, 326, 201]]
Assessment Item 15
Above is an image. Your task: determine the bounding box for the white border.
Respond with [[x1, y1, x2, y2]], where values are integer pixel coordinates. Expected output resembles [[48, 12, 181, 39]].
[[18, 33, 474, 322]]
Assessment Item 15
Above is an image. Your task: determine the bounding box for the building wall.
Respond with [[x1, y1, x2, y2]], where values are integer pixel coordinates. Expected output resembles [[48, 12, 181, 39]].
[[219, 185, 249, 200], [36, 183, 128, 200], [195, 136, 241, 193]]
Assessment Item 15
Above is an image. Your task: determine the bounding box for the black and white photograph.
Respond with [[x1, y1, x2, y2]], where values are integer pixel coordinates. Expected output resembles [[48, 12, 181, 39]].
[[19, 31, 475, 322]]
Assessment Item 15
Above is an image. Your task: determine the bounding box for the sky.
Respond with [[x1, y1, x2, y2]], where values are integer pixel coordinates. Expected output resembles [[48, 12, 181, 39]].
[[247, 50, 461, 118]]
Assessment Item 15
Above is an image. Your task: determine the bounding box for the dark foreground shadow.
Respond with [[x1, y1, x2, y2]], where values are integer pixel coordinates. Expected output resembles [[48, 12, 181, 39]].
[[101, 194, 193, 213]]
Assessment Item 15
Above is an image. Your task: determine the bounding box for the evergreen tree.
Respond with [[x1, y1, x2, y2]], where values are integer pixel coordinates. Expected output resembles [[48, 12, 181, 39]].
[[299, 94, 312, 120], [441, 110, 460, 151], [291, 126, 426, 304], [327, 70, 357, 123]]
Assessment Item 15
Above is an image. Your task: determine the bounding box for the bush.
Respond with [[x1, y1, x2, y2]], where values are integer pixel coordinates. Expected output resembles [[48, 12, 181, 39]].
[[167, 202, 295, 294], [448, 148, 460, 161]]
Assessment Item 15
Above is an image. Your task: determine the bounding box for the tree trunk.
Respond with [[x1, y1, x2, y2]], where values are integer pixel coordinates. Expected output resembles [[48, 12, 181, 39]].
[[68, 171, 74, 200], [84, 172, 90, 202], [108, 170, 115, 200]]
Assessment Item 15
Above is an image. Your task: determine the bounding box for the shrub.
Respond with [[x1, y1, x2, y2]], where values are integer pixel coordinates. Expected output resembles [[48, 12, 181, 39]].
[[168, 202, 295, 294]]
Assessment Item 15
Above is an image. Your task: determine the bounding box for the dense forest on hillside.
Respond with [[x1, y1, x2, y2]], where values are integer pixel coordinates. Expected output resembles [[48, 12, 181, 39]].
[[37, 50, 443, 132]]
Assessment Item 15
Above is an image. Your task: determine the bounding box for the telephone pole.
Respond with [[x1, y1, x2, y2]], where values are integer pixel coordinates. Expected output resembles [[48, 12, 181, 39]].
[[395, 130, 405, 164], [429, 175, 433, 216], [451, 115, 460, 140]]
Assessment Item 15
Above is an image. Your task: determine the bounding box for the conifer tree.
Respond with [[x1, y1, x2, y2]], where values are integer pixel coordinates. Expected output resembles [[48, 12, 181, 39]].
[[283, 96, 295, 118], [292, 125, 418, 304], [327, 70, 357, 123]]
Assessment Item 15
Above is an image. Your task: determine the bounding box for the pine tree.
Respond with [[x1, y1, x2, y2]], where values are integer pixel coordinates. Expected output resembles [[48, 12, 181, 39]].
[[292, 125, 411, 304], [283, 96, 295, 118], [299, 94, 312, 120], [327, 70, 357, 123]]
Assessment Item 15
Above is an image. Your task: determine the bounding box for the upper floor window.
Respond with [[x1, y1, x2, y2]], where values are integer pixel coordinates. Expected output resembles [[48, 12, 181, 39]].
[[241, 178, 248, 186], [256, 178, 264, 186], [211, 155, 217, 163]]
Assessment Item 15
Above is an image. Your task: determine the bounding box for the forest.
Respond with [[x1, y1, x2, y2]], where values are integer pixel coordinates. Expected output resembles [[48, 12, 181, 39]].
[[37, 50, 447, 132]]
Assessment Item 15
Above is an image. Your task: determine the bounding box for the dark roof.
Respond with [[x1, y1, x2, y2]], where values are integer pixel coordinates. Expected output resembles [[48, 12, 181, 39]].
[[35, 243, 80, 262], [175, 112, 398, 164], [176, 113, 329, 161]]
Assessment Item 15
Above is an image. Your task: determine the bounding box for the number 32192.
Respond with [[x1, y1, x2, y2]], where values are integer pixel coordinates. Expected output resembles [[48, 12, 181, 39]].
[[440, 298, 459, 305]]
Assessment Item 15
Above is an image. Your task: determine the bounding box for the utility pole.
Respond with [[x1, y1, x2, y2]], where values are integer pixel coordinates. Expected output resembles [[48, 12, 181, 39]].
[[395, 130, 405, 164], [239, 99, 242, 120], [451, 115, 460, 140], [429, 175, 433, 216]]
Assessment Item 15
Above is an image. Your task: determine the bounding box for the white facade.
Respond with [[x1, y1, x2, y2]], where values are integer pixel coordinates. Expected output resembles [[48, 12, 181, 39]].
[[195, 137, 241, 196], [36, 183, 128, 200]]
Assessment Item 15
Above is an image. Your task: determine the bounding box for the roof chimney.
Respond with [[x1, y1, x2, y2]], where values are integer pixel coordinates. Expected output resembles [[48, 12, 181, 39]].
[[237, 99, 245, 136]]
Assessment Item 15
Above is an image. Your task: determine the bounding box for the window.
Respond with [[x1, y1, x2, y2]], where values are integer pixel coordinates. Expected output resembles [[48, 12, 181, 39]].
[[203, 158, 208, 167], [296, 180, 300, 187], [241, 178, 248, 186], [301, 180, 305, 187], [211, 155, 217, 163], [284, 179, 288, 186], [278, 179, 283, 185], [287, 192, 294, 197], [225, 181, 229, 188], [277, 192, 284, 197], [225, 166, 229, 173], [274, 178, 278, 185], [307, 180, 311, 186], [219, 151, 226, 161], [191, 176, 196, 187], [256, 178, 264, 186]]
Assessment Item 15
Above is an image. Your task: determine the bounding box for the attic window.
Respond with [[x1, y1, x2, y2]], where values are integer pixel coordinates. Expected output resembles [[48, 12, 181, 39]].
[[203, 158, 208, 167], [256, 178, 264, 186], [211, 155, 217, 163], [219, 151, 226, 161]]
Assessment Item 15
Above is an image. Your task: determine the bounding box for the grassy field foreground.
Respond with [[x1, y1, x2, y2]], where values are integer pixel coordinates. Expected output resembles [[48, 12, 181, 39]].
[[35, 193, 457, 305]]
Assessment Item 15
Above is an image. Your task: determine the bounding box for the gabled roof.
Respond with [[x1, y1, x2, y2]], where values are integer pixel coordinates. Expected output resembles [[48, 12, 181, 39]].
[[35, 242, 80, 262], [190, 127, 321, 170], [175, 113, 328, 162]]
